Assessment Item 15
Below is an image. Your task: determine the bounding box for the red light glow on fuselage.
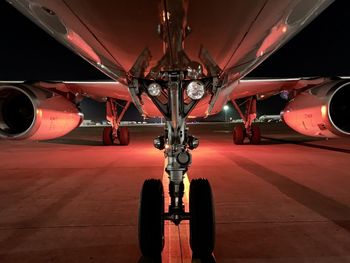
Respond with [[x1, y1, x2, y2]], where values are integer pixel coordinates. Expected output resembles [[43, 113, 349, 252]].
[[66, 30, 101, 64], [257, 23, 288, 57]]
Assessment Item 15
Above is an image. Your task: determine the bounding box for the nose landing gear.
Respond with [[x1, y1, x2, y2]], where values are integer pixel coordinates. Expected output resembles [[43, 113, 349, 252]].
[[135, 73, 216, 258]]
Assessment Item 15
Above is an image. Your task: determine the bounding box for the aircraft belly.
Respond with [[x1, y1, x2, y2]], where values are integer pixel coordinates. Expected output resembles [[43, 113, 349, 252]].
[[9, 0, 333, 81], [60, 0, 287, 75], [62, 0, 163, 72]]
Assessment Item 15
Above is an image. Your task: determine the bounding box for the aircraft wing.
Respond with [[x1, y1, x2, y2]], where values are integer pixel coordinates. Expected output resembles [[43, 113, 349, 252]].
[[199, 76, 340, 116], [0, 80, 132, 102], [1, 77, 341, 118], [229, 77, 334, 100], [37, 77, 341, 104], [49, 81, 131, 101]]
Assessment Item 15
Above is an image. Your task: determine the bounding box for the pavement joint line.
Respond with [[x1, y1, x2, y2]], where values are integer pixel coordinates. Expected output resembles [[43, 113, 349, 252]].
[[177, 225, 184, 263], [0, 224, 137, 230], [161, 160, 216, 262], [215, 220, 334, 224], [162, 160, 193, 262]]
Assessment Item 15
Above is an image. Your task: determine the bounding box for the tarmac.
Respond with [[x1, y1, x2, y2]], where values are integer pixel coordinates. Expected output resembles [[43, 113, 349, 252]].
[[0, 123, 350, 263]]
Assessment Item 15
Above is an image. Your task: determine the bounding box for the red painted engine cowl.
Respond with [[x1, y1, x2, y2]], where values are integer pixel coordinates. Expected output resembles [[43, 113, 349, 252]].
[[282, 80, 350, 138], [0, 84, 83, 140]]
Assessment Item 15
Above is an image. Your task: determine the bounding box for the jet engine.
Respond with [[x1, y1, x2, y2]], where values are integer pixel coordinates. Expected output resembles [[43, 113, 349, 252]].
[[282, 80, 350, 138], [0, 84, 83, 140]]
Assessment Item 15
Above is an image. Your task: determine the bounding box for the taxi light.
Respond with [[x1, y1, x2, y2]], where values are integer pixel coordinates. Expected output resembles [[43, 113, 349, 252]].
[[148, 83, 162, 97], [186, 81, 205, 100]]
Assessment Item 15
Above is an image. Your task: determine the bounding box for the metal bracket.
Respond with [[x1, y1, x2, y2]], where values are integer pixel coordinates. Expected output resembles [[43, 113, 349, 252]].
[[199, 46, 222, 76], [164, 212, 190, 225], [207, 75, 226, 115], [129, 48, 152, 78], [128, 78, 145, 115]]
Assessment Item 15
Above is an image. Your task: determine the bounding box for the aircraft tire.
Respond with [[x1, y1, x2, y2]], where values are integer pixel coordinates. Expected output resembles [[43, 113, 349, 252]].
[[249, 124, 261, 144], [138, 179, 164, 257], [102, 126, 114, 145], [118, 126, 130, 145], [233, 124, 245, 144], [190, 178, 215, 258]]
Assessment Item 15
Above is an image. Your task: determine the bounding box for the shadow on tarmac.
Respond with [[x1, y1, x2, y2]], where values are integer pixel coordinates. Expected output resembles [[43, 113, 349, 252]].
[[262, 136, 350, 154], [45, 138, 103, 146], [228, 153, 350, 234]]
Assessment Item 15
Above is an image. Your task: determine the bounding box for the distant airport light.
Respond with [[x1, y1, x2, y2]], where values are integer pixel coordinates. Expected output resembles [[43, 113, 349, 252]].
[[148, 83, 162, 96], [186, 81, 205, 100], [223, 105, 229, 122]]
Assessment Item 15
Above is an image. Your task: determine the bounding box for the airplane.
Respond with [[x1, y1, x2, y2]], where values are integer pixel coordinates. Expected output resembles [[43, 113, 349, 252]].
[[1, 0, 349, 259], [258, 114, 282, 122]]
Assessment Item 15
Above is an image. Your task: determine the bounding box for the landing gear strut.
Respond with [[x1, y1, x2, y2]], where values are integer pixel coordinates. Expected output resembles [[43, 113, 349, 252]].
[[103, 98, 130, 146], [232, 97, 261, 145], [134, 72, 216, 258]]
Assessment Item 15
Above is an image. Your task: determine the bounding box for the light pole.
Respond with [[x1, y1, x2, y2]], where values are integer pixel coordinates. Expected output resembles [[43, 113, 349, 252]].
[[223, 105, 229, 122]]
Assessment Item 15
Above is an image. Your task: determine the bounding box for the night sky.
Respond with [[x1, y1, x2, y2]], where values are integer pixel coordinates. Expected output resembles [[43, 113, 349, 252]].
[[0, 1, 350, 121]]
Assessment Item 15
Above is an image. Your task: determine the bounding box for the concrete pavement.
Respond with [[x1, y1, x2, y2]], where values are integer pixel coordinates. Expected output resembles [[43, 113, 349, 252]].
[[0, 123, 350, 262]]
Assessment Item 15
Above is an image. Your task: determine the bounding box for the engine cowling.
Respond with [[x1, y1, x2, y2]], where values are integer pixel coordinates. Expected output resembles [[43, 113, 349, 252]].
[[0, 84, 83, 140], [282, 80, 350, 138]]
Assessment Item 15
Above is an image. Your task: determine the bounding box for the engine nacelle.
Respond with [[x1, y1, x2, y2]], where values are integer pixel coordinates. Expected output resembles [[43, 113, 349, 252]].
[[282, 80, 350, 138], [0, 84, 83, 140]]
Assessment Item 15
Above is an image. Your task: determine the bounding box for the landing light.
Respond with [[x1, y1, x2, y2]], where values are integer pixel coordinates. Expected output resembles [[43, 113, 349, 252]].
[[148, 83, 162, 97], [186, 81, 205, 100]]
